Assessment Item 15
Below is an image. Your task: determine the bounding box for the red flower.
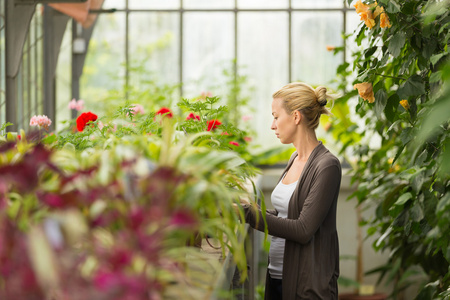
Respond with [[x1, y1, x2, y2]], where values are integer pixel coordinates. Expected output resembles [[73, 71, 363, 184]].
[[76, 112, 98, 132], [17, 135, 21, 140], [229, 141, 239, 147], [156, 107, 173, 118], [186, 113, 200, 121], [206, 119, 222, 131]]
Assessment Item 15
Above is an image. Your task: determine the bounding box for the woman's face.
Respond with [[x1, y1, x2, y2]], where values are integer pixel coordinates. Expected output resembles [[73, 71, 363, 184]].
[[271, 98, 298, 144]]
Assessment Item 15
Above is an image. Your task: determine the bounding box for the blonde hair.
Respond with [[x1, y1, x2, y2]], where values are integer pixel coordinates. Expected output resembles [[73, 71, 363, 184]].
[[272, 82, 333, 130]]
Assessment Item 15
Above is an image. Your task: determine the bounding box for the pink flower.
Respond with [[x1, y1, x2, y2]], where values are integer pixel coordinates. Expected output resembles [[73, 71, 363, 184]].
[[29, 115, 52, 130], [98, 121, 104, 130], [131, 104, 145, 115], [200, 91, 213, 99], [242, 115, 252, 122], [229, 141, 239, 147], [69, 98, 84, 111], [186, 113, 200, 121], [244, 136, 252, 142], [206, 119, 222, 131], [156, 107, 173, 118]]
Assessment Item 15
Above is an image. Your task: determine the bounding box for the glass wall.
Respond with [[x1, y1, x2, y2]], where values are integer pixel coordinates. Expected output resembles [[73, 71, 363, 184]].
[[17, 10, 44, 130], [81, 0, 355, 147]]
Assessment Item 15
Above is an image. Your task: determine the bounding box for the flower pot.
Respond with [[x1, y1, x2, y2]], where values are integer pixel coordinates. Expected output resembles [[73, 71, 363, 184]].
[[339, 293, 388, 300]]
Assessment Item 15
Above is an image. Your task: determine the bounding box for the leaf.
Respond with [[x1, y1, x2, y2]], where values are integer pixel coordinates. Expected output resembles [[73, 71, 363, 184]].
[[374, 88, 388, 120], [399, 127, 413, 146], [412, 170, 425, 194], [388, 32, 406, 58], [398, 75, 426, 98], [410, 202, 424, 223], [385, 94, 399, 123], [430, 52, 447, 66], [394, 192, 412, 206], [365, 46, 378, 58], [436, 192, 450, 214], [429, 71, 442, 83], [392, 145, 405, 164], [422, 39, 437, 59], [375, 226, 393, 248], [386, 0, 401, 13]]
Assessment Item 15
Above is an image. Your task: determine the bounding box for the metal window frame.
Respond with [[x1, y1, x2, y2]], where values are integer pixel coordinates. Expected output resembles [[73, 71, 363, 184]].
[[105, 0, 353, 100]]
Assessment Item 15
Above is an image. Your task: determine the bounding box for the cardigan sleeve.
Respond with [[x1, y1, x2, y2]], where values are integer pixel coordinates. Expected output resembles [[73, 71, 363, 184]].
[[244, 164, 341, 244]]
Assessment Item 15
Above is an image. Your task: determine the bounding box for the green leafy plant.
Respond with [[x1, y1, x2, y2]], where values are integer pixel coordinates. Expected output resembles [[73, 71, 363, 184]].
[[332, 0, 450, 298]]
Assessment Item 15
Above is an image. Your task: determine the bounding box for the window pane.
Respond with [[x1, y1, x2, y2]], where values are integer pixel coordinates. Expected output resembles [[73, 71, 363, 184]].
[[103, 0, 125, 10], [129, 0, 180, 10], [55, 22, 72, 131], [291, 12, 343, 89], [81, 12, 126, 112], [238, 0, 288, 9], [184, 0, 234, 9], [238, 12, 289, 147], [182, 12, 234, 98], [128, 12, 180, 94], [292, 0, 342, 9]]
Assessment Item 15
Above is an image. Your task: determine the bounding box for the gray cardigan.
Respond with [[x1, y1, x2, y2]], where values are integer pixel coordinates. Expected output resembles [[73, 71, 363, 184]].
[[244, 142, 341, 299]]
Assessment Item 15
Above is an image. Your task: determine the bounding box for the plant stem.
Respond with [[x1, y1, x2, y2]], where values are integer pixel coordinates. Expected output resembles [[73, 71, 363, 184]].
[[373, 73, 407, 80]]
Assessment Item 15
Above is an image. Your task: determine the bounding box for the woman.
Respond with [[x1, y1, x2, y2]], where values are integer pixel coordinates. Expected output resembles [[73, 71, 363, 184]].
[[241, 82, 341, 299]]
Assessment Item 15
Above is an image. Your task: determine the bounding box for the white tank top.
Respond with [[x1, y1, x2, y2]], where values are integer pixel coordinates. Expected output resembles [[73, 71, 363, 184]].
[[268, 175, 297, 279]]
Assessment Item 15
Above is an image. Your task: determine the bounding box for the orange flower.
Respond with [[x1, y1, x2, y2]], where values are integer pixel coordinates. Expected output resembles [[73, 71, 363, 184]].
[[326, 45, 336, 51], [353, 0, 367, 14], [373, 6, 383, 18], [379, 11, 392, 28], [354, 0, 376, 29], [400, 99, 410, 110], [323, 122, 332, 132], [354, 82, 375, 103]]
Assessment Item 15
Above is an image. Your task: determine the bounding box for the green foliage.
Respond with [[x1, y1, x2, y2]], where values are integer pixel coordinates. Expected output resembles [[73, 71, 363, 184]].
[[334, 0, 450, 298], [0, 113, 259, 297]]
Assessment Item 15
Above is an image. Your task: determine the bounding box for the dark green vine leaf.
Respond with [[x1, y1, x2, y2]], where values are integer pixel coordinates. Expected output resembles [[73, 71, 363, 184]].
[[375, 88, 388, 120], [388, 32, 406, 58], [398, 75, 426, 98]]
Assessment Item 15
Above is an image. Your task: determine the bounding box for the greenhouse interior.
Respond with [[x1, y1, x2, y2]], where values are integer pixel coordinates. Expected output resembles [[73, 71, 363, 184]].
[[0, 0, 449, 299]]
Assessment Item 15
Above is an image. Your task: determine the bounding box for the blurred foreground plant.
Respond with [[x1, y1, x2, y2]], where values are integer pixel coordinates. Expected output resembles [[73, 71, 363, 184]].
[[0, 116, 256, 299]]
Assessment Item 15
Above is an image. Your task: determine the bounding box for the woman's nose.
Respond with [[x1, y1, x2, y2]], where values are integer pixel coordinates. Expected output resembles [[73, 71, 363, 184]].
[[271, 120, 276, 130]]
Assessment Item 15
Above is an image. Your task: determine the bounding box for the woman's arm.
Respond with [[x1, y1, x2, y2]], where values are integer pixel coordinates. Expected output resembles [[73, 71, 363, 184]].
[[244, 164, 341, 244]]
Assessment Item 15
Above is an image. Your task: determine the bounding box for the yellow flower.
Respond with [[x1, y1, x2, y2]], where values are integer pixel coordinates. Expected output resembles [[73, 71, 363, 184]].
[[354, 0, 367, 14], [380, 12, 392, 28], [373, 6, 383, 18], [388, 164, 400, 173], [354, 82, 375, 103], [363, 15, 376, 29], [400, 99, 410, 110], [354, 0, 376, 29]]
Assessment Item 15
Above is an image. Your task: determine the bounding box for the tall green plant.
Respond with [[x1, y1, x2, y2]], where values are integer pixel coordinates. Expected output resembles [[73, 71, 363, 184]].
[[333, 0, 450, 298]]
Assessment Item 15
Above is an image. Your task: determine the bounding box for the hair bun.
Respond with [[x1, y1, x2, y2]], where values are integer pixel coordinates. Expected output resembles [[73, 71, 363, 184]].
[[315, 86, 328, 106]]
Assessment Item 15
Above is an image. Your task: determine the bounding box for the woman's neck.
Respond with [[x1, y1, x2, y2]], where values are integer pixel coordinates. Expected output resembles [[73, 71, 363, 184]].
[[293, 129, 319, 162]]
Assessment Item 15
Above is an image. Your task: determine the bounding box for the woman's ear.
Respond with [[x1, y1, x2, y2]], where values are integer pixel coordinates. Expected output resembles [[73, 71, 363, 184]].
[[293, 111, 302, 125]]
